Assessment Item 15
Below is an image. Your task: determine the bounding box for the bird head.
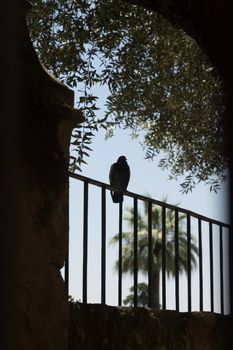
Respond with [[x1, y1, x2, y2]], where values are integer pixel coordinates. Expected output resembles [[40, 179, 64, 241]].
[[117, 155, 127, 163]]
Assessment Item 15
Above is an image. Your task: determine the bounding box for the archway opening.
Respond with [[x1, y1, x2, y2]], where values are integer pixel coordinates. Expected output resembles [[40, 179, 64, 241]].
[[27, 0, 230, 313]]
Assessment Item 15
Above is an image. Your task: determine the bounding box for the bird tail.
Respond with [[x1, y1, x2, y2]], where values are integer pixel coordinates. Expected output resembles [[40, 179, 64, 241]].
[[111, 191, 123, 203]]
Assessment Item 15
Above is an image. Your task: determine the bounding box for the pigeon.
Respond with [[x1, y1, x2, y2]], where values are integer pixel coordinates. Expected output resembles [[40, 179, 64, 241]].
[[109, 156, 130, 203]]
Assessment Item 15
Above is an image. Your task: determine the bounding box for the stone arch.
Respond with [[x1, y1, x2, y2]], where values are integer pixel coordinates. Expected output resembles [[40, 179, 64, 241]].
[[4, 1, 232, 349]]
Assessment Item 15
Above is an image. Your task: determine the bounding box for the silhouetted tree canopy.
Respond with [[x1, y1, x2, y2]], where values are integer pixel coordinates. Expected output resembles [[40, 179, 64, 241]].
[[27, 0, 227, 192]]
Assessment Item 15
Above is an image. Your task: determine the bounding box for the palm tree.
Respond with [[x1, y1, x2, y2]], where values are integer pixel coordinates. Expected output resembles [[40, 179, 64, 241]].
[[110, 197, 199, 308], [123, 283, 148, 307]]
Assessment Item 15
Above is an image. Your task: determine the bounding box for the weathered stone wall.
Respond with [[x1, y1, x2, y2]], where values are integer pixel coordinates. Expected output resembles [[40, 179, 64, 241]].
[[69, 303, 233, 350], [8, 2, 83, 349]]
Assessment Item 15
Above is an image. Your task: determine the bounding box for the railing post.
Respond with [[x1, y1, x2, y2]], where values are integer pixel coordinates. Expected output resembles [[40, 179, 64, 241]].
[[65, 196, 69, 296], [82, 181, 89, 304], [198, 218, 203, 312], [162, 206, 166, 310], [219, 224, 224, 314], [101, 188, 106, 304], [209, 222, 214, 312], [229, 226, 233, 315], [133, 198, 138, 307], [65, 248, 69, 296], [148, 201, 153, 308], [187, 213, 192, 312], [175, 210, 179, 312], [118, 201, 123, 306]]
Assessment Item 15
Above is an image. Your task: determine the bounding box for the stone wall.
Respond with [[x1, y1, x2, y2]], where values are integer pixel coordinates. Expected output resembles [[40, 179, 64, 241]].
[[69, 302, 233, 350], [8, 2, 83, 349]]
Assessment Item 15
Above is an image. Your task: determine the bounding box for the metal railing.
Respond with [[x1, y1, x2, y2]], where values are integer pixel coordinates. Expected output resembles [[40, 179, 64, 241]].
[[66, 172, 232, 314]]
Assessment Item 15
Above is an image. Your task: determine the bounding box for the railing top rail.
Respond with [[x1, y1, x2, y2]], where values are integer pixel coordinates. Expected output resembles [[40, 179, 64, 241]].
[[69, 172, 231, 229]]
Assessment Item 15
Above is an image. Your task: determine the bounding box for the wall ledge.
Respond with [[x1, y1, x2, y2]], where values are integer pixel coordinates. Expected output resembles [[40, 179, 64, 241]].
[[69, 302, 233, 350]]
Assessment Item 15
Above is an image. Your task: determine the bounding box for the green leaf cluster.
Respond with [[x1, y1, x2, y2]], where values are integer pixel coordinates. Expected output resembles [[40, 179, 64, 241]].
[[28, 0, 227, 191]]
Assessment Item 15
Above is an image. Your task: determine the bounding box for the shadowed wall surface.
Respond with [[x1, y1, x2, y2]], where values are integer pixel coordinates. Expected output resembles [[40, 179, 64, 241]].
[[7, 1, 83, 349], [69, 302, 233, 350]]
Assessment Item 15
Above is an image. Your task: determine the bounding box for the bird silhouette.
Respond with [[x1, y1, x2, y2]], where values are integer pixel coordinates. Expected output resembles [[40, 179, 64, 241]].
[[109, 156, 130, 203]]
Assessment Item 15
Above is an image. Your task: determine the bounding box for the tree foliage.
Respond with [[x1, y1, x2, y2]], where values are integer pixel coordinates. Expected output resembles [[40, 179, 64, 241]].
[[123, 283, 148, 307], [27, 0, 227, 192]]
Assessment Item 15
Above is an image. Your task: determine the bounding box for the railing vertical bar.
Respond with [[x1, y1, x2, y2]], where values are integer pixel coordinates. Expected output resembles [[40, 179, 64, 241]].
[[187, 213, 192, 312], [65, 244, 69, 296], [65, 195, 69, 295], [148, 201, 153, 308], [134, 198, 138, 307], [162, 206, 166, 310], [118, 201, 123, 306], [198, 218, 203, 312], [101, 188, 106, 305], [82, 181, 89, 304], [68, 173, 232, 313], [175, 210, 179, 312], [229, 226, 233, 315], [219, 224, 224, 314], [209, 222, 214, 312]]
